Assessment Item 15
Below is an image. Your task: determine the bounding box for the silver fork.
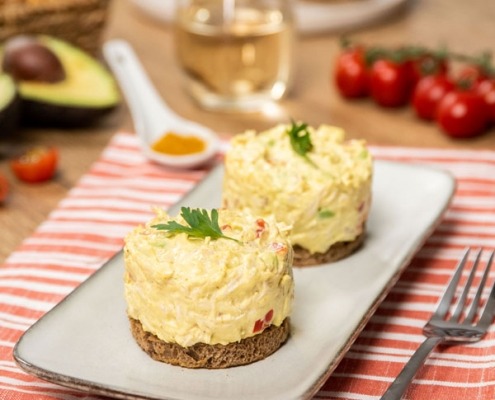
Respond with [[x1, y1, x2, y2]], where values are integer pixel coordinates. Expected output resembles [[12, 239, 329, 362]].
[[381, 248, 495, 400]]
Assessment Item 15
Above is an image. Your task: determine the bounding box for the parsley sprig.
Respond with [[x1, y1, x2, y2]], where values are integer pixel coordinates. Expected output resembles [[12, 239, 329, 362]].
[[286, 120, 316, 167], [152, 207, 239, 242]]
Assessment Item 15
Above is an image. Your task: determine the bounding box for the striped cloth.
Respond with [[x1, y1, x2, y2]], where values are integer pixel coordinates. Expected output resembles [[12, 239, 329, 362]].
[[1, 132, 494, 400]]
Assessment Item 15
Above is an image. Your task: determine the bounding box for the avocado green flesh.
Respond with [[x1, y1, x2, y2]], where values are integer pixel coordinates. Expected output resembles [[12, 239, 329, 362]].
[[18, 36, 120, 108], [0, 73, 16, 107]]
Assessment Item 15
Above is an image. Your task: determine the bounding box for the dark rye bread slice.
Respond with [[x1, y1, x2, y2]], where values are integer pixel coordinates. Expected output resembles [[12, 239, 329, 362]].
[[293, 231, 365, 267], [129, 317, 290, 369]]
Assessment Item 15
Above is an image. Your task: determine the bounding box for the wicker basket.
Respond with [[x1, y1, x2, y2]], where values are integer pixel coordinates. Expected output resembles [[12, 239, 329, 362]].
[[0, 0, 112, 55]]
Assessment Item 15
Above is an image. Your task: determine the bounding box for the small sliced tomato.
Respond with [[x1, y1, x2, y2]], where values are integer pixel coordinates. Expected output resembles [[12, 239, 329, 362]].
[[10, 146, 58, 183], [0, 173, 9, 203]]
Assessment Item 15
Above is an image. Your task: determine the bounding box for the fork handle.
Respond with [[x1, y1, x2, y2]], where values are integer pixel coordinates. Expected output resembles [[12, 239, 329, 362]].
[[380, 336, 443, 400]]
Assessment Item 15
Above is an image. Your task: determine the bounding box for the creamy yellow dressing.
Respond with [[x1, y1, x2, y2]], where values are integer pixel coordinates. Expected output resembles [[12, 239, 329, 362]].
[[222, 124, 373, 254], [124, 208, 294, 347]]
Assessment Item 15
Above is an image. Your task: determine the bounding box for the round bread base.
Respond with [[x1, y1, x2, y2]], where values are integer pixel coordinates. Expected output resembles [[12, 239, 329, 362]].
[[129, 317, 290, 369], [293, 231, 365, 267]]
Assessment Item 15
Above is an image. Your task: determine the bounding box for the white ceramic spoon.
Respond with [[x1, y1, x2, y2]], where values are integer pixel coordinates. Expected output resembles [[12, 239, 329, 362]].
[[103, 39, 219, 169]]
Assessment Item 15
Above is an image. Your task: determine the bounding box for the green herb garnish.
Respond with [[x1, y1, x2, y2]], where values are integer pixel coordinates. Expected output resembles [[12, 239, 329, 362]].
[[359, 149, 369, 159], [152, 207, 239, 242], [318, 209, 335, 219], [286, 120, 316, 166]]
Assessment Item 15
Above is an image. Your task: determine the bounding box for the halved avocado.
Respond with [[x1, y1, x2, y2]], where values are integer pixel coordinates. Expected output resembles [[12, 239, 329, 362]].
[[0, 73, 20, 136], [1, 35, 120, 127]]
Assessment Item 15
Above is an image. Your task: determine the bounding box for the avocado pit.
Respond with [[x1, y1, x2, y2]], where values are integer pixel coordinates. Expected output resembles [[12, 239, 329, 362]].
[[2, 35, 66, 83]]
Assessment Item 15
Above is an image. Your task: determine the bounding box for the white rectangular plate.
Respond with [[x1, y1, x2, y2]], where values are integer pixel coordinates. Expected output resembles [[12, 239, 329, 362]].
[[14, 160, 455, 400]]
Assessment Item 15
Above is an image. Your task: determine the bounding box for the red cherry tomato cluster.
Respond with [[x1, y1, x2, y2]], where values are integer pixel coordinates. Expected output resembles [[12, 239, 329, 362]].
[[334, 43, 495, 138]]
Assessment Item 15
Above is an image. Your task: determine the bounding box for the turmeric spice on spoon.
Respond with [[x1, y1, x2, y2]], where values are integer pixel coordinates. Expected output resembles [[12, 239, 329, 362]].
[[151, 132, 206, 156]]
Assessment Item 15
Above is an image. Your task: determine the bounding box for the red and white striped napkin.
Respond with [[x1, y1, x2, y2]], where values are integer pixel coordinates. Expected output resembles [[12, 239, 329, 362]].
[[1, 132, 494, 400]]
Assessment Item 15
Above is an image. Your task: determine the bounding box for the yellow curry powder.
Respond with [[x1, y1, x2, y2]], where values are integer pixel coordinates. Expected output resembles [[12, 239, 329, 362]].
[[151, 132, 206, 155]]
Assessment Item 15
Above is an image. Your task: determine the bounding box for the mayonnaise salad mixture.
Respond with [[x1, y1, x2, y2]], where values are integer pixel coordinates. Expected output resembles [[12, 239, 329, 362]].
[[124, 208, 294, 347], [223, 124, 373, 254]]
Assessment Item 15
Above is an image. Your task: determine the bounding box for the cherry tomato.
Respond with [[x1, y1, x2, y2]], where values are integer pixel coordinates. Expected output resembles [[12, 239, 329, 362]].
[[436, 90, 489, 138], [0, 173, 9, 203], [369, 59, 411, 107], [476, 79, 495, 123], [412, 74, 454, 120], [457, 65, 488, 89], [334, 47, 369, 98], [406, 55, 448, 90], [10, 146, 58, 183]]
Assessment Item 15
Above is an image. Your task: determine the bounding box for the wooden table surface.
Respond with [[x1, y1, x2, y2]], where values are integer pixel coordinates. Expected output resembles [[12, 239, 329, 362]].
[[0, 0, 494, 263]]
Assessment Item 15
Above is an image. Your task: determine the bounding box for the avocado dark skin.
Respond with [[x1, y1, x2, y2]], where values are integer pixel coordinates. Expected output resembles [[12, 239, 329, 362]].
[[0, 73, 21, 137], [1, 35, 120, 128], [19, 100, 117, 128]]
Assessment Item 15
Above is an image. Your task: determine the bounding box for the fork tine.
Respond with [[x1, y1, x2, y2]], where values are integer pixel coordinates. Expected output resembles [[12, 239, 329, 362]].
[[475, 251, 495, 329], [433, 248, 471, 319], [451, 249, 482, 321], [465, 250, 493, 323]]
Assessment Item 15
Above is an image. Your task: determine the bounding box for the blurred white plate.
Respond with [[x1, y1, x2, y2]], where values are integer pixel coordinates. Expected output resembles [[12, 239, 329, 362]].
[[14, 160, 454, 400], [128, 0, 410, 34]]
